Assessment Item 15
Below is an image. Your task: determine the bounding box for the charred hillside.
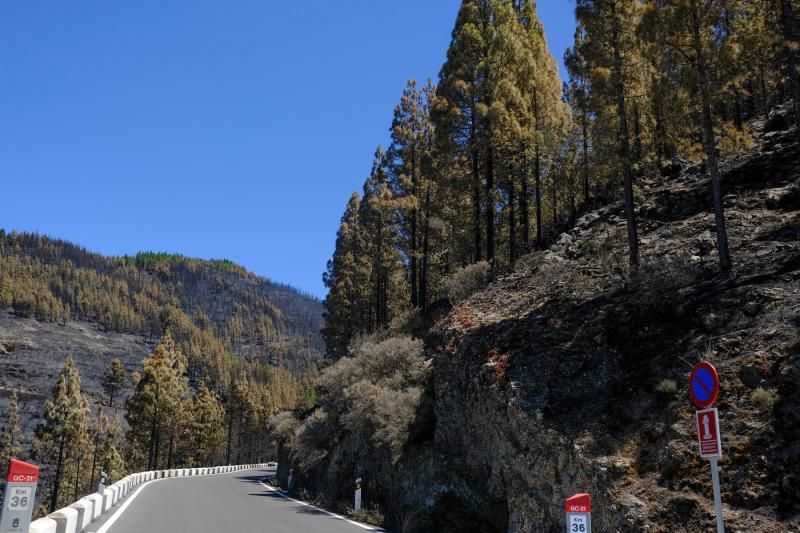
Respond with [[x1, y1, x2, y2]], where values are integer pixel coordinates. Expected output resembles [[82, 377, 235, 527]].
[[0, 233, 324, 452], [276, 115, 799, 532], [428, 114, 800, 532]]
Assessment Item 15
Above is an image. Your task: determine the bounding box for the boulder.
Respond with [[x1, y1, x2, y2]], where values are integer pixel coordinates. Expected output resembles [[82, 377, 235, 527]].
[[740, 364, 763, 388], [764, 107, 791, 133], [660, 157, 689, 178]]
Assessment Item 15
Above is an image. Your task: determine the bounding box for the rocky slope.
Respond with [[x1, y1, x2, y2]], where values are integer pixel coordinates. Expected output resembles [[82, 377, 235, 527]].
[[429, 114, 799, 532], [282, 113, 799, 532], [0, 314, 150, 437]]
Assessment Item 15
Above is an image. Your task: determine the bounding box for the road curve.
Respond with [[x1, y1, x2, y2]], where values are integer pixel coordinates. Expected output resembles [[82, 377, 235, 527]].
[[90, 467, 380, 533]]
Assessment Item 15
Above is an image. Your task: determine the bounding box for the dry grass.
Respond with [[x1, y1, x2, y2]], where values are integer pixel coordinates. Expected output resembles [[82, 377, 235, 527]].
[[350, 504, 385, 527], [752, 387, 779, 410], [656, 378, 678, 395]]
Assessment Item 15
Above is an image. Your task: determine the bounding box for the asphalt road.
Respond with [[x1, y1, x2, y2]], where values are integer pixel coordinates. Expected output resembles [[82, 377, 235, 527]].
[[91, 468, 380, 533]]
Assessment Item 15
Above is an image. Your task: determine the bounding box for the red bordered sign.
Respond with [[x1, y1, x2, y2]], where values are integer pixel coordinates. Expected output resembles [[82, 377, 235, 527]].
[[696, 407, 722, 458], [689, 361, 719, 409]]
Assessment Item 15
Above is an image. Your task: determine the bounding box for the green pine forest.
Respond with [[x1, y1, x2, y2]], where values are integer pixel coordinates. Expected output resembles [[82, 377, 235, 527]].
[[322, 0, 798, 353]]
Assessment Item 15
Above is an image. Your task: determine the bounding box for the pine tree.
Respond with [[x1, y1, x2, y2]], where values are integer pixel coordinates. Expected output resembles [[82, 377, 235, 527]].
[[436, 0, 494, 263], [359, 148, 398, 330], [188, 381, 225, 466], [125, 333, 189, 470], [688, 0, 732, 270], [565, 27, 593, 205], [103, 358, 127, 409], [640, 0, 732, 270], [0, 391, 23, 503], [88, 408, 125, 490], [322, 193, 372, 358], [780, 0, 800, 134], [575, 0, 641, 268], [225, 377, 258, 464], [518, 0, 570, 249], [388, 80, 437, 310], [32, 356, 90, 512]]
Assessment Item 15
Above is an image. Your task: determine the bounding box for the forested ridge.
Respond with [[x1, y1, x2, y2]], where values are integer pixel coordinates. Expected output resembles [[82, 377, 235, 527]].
[[0, 230, 323, 379], [0, 230, 323, 514]]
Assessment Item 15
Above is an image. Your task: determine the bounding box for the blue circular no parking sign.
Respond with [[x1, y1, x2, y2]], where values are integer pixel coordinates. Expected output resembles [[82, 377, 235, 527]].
[[689, 362, 719, 408]]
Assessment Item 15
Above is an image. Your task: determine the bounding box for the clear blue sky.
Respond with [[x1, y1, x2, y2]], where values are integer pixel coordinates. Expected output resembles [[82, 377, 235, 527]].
[[0, 1, 576, 299]]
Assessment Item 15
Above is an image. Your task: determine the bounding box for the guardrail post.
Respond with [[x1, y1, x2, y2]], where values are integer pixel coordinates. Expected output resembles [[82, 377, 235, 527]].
[[354, 477, 362, 513]]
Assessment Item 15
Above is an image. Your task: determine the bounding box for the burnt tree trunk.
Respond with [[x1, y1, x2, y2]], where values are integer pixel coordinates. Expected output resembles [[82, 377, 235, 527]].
[[611, 5, 639, 268], [691, 0, 731, 271], [780, 0, 800, 136]]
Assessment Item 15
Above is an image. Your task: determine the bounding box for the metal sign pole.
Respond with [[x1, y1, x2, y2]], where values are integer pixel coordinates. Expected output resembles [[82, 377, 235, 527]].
[[689, 362, 725, 533], [710, 457, 725, 533]]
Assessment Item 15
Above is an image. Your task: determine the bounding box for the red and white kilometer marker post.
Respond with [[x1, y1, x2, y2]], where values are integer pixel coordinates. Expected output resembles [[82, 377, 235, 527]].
[[565, 493, 591, 533], [689, 361, 725, 533], [0, 459, 40, 533]]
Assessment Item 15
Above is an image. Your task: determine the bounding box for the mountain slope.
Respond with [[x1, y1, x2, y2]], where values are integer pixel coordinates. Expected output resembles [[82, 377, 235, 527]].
[[0, 233, 324, 449]]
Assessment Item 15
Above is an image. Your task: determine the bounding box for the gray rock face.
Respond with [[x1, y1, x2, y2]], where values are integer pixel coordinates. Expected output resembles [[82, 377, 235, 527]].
[[0, 313, 151, 445]]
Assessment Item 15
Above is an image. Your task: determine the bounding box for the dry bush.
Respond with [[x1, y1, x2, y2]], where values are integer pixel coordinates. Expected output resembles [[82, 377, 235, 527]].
[[350, 504, 385, 527], [717, 122, 756, 158], [293, 409, 334, 469], [444, 261, 491, 304], [656, 378, 678, 395], [488, 348, 510, 386], [752, 387, 779, 410], [270, 411, 301, 445], [307, 335, 430, 463], [343, 382, 423, 460]]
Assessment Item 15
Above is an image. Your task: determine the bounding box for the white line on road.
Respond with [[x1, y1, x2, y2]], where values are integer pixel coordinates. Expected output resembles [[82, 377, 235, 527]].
[[94, 479, 158, 533], [258, 482, 384, 532]]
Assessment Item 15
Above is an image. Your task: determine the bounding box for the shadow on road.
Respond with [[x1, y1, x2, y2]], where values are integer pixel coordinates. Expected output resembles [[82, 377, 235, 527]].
[[295, 506, 328, 517], [247, 491, 287, 499], [235, 472, 270, 485], [244, 486, 339, 519]]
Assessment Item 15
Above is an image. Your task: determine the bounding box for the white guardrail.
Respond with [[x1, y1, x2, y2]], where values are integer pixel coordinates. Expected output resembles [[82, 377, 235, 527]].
[[28, 463, 275, 533]]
